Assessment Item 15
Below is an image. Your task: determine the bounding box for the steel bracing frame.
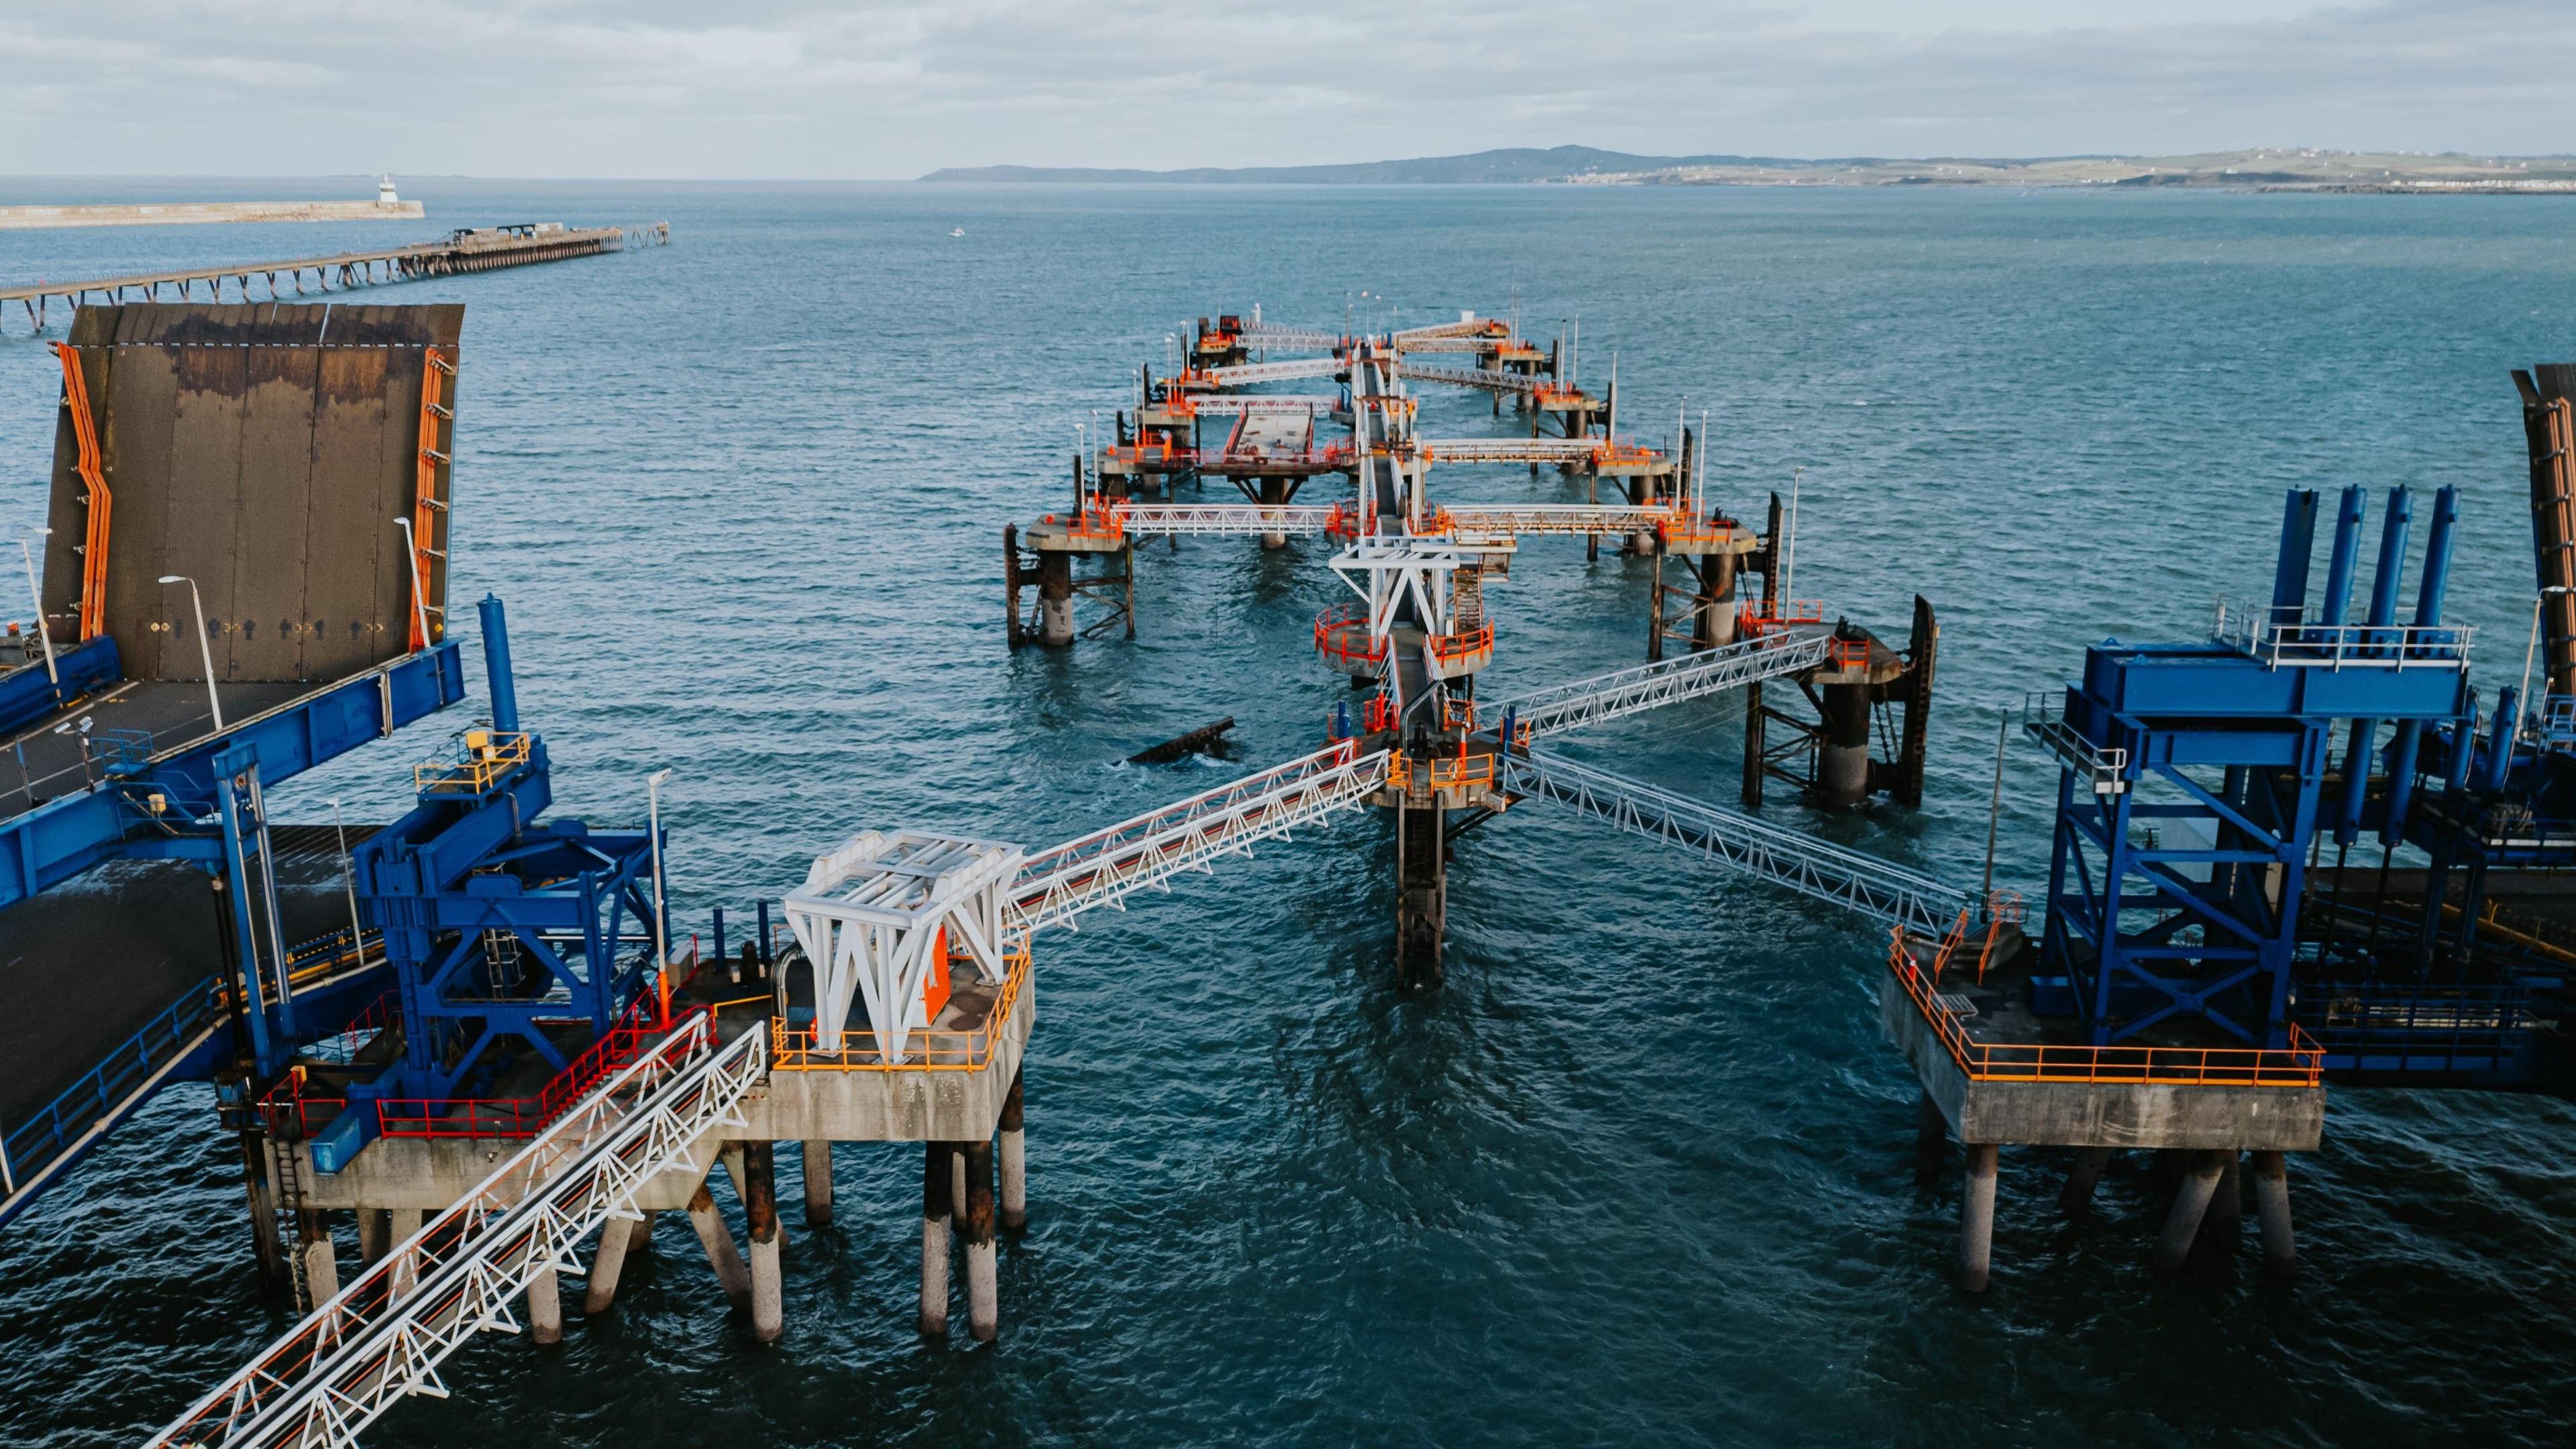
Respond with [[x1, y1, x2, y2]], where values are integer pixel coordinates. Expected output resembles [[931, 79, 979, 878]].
[[1419, 439, 1606, 464], [1181, 394, 1348, 416], [150, 1015, 761, 1449], [1491, 629, 1835, 739], [1010, 742, 1391, 935], [1504, 751, 1972, 937], [1237, 327, 1342, 350]]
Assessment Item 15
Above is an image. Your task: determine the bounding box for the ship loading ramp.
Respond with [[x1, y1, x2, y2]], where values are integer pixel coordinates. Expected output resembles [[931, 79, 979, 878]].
[[0, 301, 472, 1231]]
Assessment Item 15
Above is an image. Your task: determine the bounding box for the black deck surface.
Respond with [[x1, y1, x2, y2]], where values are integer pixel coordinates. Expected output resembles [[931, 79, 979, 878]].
[[0, 679, 315, 824], [0, 826, 378, 1138]]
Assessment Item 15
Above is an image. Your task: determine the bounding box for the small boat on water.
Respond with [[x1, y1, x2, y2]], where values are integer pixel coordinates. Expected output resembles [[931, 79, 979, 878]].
[[950, 227, 966, 237]]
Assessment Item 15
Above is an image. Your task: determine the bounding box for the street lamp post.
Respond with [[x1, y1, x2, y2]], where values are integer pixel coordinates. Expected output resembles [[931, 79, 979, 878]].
[[157, 575, 222, 731], [647, 767, 673, 1024], [19, 527, 56, 689]]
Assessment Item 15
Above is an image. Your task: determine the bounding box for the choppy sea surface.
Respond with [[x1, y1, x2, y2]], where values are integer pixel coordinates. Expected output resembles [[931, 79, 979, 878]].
[[2, 178, 2574, 1446]]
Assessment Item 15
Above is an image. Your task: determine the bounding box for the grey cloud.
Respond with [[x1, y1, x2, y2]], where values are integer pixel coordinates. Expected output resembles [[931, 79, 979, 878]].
[[0, 0, 2565, 176]]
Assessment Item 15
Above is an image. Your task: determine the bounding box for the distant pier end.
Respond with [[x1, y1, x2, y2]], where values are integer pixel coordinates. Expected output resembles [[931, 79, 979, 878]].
[[0, 177, 426, 231]]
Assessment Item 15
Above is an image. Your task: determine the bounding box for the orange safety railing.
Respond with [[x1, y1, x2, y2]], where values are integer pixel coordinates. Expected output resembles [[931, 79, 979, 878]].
[[414, 729, 534, 795], [1738, 599, 1827, 636], [1658, 513, 1739, 547], [1827, 637, 1872, 671], [1386, 749, 1497, 794], [52, 343, 111, 642], [1441, 696, 1478, 733], [1362, 692, 1397, 733], [1315, 603, 1387, 668], [1427, 623, 1495, 669], [407, 346, 451, 651], [771, 945, 1032, 1071], [1886, 924, 2321, 1088]]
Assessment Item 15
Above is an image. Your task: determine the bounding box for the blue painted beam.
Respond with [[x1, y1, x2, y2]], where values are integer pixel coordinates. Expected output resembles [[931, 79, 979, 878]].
[[0, 643, 464, 914]]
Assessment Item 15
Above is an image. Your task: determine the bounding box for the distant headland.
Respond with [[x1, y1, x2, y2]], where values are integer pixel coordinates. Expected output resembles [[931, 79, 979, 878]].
[[922, 145, 2576, 193]]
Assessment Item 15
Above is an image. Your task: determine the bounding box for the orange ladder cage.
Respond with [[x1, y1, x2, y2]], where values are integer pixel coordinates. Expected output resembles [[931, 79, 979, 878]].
[[52, 343, 111, 642]]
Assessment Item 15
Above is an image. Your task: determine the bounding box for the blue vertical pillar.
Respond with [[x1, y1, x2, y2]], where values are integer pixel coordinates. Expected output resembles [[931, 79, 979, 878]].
[[2318, 485, 2368, 637], [2381, 486, 2461, 843], [478, 594, 519, 735], [2269, 488, 2319, 626]]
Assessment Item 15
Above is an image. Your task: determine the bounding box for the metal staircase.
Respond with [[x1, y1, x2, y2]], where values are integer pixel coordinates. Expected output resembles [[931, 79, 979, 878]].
[[149, 1013, 760, 1449]]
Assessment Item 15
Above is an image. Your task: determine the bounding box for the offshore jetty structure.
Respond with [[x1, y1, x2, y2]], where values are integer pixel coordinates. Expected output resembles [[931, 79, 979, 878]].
[[0, 176, 426, 230], [3, 299, 2575, 1448], [0, 221, 669, 337]]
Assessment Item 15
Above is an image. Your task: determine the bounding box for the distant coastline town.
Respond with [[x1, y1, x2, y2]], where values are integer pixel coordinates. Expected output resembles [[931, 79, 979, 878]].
[[923, 145, 2576, 193]]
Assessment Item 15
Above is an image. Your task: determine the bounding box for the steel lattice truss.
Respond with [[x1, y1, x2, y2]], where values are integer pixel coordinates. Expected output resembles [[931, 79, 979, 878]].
[[1236, 327, 1342, 350], [1184, 394, 1348, 415], [1390, 319, 1493, 344], [1203, 357, 1344, 387], [1419, 438, 1609, 463], [1504, 751, 1972, 937], [1490, 630, 1835, 738], [150, 1016, 763, 1449], [1439, 504, 1674, 537], [1010, 742, 1392, 935], [1393, 361, 1536, 397], [1116, 503, 1339, 537]]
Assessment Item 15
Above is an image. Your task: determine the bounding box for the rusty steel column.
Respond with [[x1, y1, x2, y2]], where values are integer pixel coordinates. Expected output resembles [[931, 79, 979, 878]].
[[1037, 553, 1075, 647], [687, 1178, 750, 1311], [1819, 679, 1873, 808], [920, 1142, 953, 1337], [964, 1140, 999, 1342], [1701, 553, 1738, 649], [1259, 476, 1290, 550], [744, 1140, 783, 1342], [802, 1140, 833, 1228], [1395, 796, 1446, 989]]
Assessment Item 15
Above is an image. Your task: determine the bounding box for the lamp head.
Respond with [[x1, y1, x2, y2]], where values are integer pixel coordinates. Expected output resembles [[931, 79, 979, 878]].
[[157, 575, 184, 585]]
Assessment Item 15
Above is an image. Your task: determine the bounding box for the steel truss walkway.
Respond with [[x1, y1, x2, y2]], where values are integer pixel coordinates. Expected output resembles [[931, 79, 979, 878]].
[[1503, 751, 1972, 937], [150, 1013, 763, 1449], [1202, 357, 1344, 387], [1011, 742, 1392, 934], [1115, 503, 1341, 538], [1394, 361, 1536, 397], [1490, 629, 1835, 739]]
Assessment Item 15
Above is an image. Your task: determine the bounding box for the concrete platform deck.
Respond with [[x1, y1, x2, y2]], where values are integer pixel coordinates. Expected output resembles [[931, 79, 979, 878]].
[[1882, 935, 2324, 1152]]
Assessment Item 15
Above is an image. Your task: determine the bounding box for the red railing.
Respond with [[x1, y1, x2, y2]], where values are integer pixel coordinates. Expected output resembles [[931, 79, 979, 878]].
[[1427, 623, 1495, 669], [376, 1000, 712, 1140], [1738, 598, 1827, 636]]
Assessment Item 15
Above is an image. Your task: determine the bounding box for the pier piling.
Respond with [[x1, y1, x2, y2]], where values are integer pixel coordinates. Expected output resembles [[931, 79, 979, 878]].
[[582, 1216, 640, 1314], [2154, 1151, 2227, 1272], [745, 1141, 784, 1342], [2252, 1151, 2297, 1276], [921, 1142, 954, 1338], [1000, 1071, 1028, 1231], [965, 1140, 1000, 1342], [2059, 1148, 2112, 1214], [803, 1140, 834, 1228], [528, 1267, 563, 1346], [688, 1179, 751, 1311], [1959, 1143, 1999, 1293], [1913, 1090, 1945, 1183]]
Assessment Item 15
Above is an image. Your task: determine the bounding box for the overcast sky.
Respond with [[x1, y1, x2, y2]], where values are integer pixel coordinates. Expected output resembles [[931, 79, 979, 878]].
[[4, 0, 2568, 178]]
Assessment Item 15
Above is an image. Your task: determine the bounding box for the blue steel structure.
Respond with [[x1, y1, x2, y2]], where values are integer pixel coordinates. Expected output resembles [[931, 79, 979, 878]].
[[2029, 485, 2474, 1049], [0, 637, 466, 1228], [311, 596, 663, 1167]]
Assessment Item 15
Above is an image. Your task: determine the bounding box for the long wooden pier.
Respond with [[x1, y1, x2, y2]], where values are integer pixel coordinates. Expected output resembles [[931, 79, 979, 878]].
[[1, 221, 668, 335]]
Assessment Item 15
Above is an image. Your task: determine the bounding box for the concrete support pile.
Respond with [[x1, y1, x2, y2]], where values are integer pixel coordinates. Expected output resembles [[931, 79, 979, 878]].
[[920, 1141, 953, 1338], [744, 1140, 784, 1342]]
